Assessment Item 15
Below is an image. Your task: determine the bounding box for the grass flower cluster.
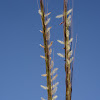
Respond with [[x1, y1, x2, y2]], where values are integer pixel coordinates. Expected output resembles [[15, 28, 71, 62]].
[[38, 0, 75, 100]]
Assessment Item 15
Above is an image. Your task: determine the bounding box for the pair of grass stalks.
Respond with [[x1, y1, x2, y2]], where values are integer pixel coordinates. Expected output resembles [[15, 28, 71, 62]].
[[38, 0, 74, 100]]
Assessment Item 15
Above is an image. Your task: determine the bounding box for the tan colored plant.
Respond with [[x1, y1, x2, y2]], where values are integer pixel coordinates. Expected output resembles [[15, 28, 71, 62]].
[[38, 0, 58, 100], [56, 0, 74, 100], [38, 0, 75, 100]]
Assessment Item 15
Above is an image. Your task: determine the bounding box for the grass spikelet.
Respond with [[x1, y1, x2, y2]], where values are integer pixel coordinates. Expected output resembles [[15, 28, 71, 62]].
[[46, 27, 52, 33], [40, 55, 45, 59], [52, 82, 59, 89], [48, 41, 53, 48], [68, 50, 73, 57], [49, 49, 52, 55], [51, 74, 58, 82], [67, 9, 73, 15], [50, 68, 58, 76], [52, 87, 57, 95], [68, 38, 73, 44], [66, 45, 70, 51], [40, 85, 48, 90], [38, 9, 42, 16], [40, 44, 45, 48], [56, 14, 63, 18], [41, 74, 47, 77], [69, 57, 74, 64], [50, 60, 54, 69], [46, 31, 50, 40], [52, 95, 58, 100], [40, 30, 43, 33], [45, 12, 51, 17], [66, 29, 69, 37], [57, 53, 65, 58], [57, 40, 64, 44], [45, 18, 51, 25]]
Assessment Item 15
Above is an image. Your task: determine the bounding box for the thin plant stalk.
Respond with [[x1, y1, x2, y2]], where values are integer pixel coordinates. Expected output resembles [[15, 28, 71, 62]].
[[63, 0, 72, 100], [39, 0, 58, 100], [56, 0, 73, 99], [40, 0, 52, 99]]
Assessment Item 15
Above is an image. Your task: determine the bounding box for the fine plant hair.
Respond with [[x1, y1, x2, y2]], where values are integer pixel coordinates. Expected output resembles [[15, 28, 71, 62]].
[[38, 0, 74, 100], [38, 0, 58, 100]]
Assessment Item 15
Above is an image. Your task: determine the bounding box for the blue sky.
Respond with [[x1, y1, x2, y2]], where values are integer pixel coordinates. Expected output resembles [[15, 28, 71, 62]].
[[0, 0, 100, 100]]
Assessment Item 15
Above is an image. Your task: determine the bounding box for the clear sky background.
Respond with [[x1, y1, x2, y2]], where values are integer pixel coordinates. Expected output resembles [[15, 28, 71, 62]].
[[0, 0, 100, 100]]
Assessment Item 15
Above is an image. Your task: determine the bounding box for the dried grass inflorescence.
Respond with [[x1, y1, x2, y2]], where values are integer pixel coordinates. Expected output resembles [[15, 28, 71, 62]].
[[38, 0, 58, 100], [56, 0, 74, 100]]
